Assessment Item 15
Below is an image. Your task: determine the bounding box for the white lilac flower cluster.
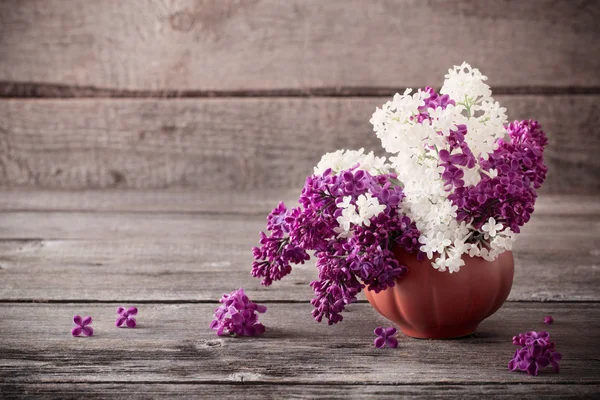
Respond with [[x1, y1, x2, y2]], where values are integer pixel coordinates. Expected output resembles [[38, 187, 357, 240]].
[[393, 65, 511, 271], [373, 63, 511, 271], [314, 148, 389, 176], [335, 193, 387, 238], [315, 63, 526, 272]]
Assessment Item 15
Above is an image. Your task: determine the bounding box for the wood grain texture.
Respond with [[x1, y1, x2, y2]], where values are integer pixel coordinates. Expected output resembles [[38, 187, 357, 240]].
[[1, 190, 598, 214], [0, 0, 598, 93], [1, 383, 598, 400], [1, 96, 598, 192], [0, 188, 299, 213], [0, 197, 598, 302], [1, 303, 599, 384]]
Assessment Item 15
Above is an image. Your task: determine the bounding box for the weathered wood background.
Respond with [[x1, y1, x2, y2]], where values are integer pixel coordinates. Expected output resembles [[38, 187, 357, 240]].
[[0, 1, 599, 398]]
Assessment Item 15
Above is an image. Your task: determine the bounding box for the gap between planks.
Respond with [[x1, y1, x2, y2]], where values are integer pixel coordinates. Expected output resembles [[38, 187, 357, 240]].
[[2, 83, 600, 99], [0, 299, 598, 304], [3, 380, 600, 386]]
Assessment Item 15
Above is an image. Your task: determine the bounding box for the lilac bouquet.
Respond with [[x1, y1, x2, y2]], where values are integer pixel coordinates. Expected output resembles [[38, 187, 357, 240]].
[[252, 63, 548, 325]]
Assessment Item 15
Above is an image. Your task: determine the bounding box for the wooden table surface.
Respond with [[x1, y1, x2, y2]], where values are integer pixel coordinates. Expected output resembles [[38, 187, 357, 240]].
[[1, 1, 599, 398], [0, 191, 598, 399]]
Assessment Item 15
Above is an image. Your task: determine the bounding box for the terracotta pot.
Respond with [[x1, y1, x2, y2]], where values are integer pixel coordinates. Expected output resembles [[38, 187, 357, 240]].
[[364, 247, 514, 339]]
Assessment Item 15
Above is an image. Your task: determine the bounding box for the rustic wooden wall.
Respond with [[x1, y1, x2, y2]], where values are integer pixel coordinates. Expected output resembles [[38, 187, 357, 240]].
[[0, 0, 599, 194]]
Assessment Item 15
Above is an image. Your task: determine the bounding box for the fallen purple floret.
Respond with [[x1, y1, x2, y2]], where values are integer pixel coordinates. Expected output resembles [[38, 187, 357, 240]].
[[72, 315, 93, 337], [116, 306, 138, 328], [374, 326, 398, 349], [508, 331, 561, 376], [210, 289, 266, 337]]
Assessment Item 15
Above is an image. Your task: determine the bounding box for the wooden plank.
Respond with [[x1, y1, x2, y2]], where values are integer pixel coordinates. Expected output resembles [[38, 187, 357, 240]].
[[0, 303, 598, 384], [0, 0, 598, 92], [0, 207, 598, 302], [0, 189, 598, 215], [0, 96, 598, 192], [1, 383, 598, 400], [0, 188, 299, 213], [4, 199, 597, 242]]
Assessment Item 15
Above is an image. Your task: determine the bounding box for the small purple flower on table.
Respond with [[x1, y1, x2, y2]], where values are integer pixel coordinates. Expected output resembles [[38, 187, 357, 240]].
[[508, 331, 562, 376], [116, 307, 138, 328], [543, 315, 554, 325], [72, 315, 93, 337], [210, 288, 267, 337], [374, 326, 398, 349]]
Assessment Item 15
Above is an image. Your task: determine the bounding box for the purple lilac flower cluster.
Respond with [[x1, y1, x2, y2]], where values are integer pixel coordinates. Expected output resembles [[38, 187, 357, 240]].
[[252, 168, 421, 325], [449, 119, 548, 233], [412, 86, 548, 235], [209, 289, 267, 336], [508, 331, 562, 376]]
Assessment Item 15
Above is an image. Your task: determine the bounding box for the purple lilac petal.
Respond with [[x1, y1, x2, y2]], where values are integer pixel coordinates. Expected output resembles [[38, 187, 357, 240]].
[[255, 305, 267, 313], [386, 337, 399, 349], [526, 361, 538, 376], [374, 336, 386, 348], [71, 327, 83, 336], [73, 315, 82, 325], [543, 315, 553, 325], [82, 316, 92, 326], [82, 326, 94, 336], [126, 318, 137, 328], [116, 317, 127, 327], [530, 345, 543, 359], [551, 353, 562, 373], [537, 356, 550, 368], [243, 325, 255, 336], [127, 307, 138, 316], [385, 327, 397, 336], [254, 323, 266, 336], [117, 307, 126, 315], [230, 312, 243, 325]]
